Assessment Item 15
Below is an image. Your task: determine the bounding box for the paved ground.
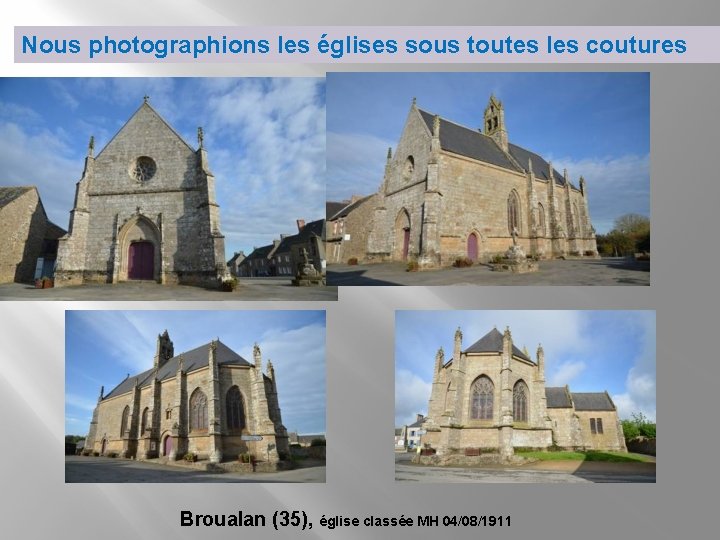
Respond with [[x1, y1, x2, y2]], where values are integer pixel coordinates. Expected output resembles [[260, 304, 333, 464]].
[[65, 455, 325, 483], [328, 258, 650, 286], [0, 278, 337, 301], [394, 454, 656, 483]]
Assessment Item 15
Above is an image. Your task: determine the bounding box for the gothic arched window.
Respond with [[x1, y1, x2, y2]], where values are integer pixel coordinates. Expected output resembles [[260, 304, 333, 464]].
[[508, 191, 521, 235], [226, 386, 246, 431], [120, 405, 130, 437], [513, 380, 529, 423], [140, 407, 149, 434], [537, 203, 546, 237], [189, 389, 208, 431], [470, 376, 494, 420]]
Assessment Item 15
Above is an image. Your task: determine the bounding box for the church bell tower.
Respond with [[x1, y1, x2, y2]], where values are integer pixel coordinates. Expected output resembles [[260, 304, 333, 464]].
[[483, 94, 509, 152]]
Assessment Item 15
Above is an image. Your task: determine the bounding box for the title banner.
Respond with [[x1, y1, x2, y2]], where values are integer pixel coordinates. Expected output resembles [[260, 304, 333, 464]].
[[14, 26, 720, 63]]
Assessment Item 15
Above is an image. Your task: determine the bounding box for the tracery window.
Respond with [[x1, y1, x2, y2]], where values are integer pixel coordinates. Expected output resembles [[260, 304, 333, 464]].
[[226, 386, 246, 431], [189, 389, 208, 431], [120, 405, 130, 437], [130, 156, 157, 182], [470, 376, 494, 420], [513, 380, 529, 423], [508, 191, 521, 235], [537, 203, 546, 237], [141, 407, 149, 434]]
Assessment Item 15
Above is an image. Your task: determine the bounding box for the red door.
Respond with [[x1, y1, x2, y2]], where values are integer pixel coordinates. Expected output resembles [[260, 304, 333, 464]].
[[402, 229, 410, 261], [128, 241, 154, 280], [467, 233, 478, 261], [163, 435, 173, 457]]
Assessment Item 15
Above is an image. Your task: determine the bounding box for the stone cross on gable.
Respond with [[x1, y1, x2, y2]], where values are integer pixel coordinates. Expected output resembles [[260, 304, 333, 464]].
[[143, 95, 150, 103]]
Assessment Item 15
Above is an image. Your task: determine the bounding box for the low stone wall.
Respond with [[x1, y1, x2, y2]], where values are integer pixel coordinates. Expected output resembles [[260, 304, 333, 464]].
[[626, 437, 656, 456], [290, 446, 326, 460], [412, 453, 531, 466]]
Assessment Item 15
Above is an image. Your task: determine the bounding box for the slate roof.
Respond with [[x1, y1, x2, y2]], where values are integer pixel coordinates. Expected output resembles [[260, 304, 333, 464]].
[[103, 340, 251, 400], [463, 328, 533, 363], [408, 417, 426, 428], [244, 244, 275, 261], [571, 392, 616, 411], [274, 219, 325, 253], [326, 201, 347, 220], [417, 109, 570, 187], [327, 196, 373, 221], [0, 186, 33, 209], [545, 387, 573, 408]]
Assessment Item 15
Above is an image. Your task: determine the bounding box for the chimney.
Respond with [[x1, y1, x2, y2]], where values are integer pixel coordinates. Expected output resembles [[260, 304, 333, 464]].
[[416, 413, 424, 423], [296, 219, 306, 232]]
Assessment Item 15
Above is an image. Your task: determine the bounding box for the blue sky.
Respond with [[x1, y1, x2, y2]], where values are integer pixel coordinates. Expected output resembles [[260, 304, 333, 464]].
[[395, 310, 655, 426], [327, 72, 650, 234], [0, 77, 325, 257], [65, 310, 326, 436]]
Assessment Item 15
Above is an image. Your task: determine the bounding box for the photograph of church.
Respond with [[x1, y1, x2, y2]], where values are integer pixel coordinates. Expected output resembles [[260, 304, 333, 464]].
[[0, 78, 330, 297], [56, 98, 226, 287], [395, 311, 655, 460], [65, 310, 326, 479], [326, 72, 649, 271]]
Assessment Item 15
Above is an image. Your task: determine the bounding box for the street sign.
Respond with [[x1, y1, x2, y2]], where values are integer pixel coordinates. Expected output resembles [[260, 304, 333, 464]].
[[241, 435, 263, 441]]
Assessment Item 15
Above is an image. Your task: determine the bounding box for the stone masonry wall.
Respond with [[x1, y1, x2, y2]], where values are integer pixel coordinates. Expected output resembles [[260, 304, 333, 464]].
[[0, 189, 47, 283]]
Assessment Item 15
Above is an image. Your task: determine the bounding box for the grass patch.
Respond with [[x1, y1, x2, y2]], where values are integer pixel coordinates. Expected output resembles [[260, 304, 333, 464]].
[[517, 450, 653, 463]]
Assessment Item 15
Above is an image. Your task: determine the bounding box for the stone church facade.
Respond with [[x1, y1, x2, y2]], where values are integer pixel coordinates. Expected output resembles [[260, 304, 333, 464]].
[[422, 327, 626, 458], [55, 99, 226, 287], [363, 96, 598, 267], [85, 331, 290, 464]]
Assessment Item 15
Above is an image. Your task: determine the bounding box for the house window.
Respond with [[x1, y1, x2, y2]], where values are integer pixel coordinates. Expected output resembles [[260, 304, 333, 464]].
[[189, 389, 208, 431], [226, 386, 246, 431], [120, 405, 130, 437], [513, 380, 528, 423], [590, 418, 604, 434], [470, 376, 494, 420]]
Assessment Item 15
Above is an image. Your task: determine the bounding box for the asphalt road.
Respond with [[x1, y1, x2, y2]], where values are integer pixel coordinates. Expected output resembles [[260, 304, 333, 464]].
[[0, 278, 337, 301], [328, 258, 650, 286], [65, 456, 325, 483], [395, 461, 656, 483]]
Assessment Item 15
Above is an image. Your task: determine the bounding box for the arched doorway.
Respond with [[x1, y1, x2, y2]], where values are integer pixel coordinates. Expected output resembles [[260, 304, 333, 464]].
[[117, 214, 161, 282], [162, 434, 173, 457], [394, 209, 411, 261], [128, 241, 154, 280], [467, 233, 479, 262]]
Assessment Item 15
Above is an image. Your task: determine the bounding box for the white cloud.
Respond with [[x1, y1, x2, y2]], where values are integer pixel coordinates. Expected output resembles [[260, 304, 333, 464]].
[[548, 153, 650, 233], [65, 393, 97, 412], [395, 368, 432, 426], [548, 360, 587, 386], [0, 121, 79, 225], [612, 314, 656, 421], [326, 131, 394, 201]]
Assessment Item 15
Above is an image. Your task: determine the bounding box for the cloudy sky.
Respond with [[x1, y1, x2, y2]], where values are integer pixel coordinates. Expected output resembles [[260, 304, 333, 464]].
[[327, 72, 649, 234], [65, 310, 326, 436], [0, 77, 325, 257], [395, 310, 655, 426]]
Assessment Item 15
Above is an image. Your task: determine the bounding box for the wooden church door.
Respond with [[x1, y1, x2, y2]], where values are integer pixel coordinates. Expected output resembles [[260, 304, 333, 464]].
[[467, 233, 478, 261], [402, 229, 410, 260], [128, 241, 154, 280], [163, 435, 173, 457]]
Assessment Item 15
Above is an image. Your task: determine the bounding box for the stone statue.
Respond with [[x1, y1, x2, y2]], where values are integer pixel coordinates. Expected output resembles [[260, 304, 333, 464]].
[[511, 226, 519, 246]]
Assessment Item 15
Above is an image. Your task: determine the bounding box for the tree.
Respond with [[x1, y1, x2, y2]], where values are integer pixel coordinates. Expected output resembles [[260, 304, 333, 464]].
[[621, 412, 656, 441], [598, 214, 650, 256]]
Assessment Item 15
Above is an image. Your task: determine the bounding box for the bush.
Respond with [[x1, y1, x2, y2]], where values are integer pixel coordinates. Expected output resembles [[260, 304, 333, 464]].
[[107, 452, 118, 458], [452, 257, 473, 268], [239, 453, 254, 463], [622, 412, 655, 441], [184, 452, 197, 462], [220, 277, 238, 292], [491, 254, 504, 264], [92, 451, 100, 457], [310, 438, 326, 447], [347, 257, 358, 265], [406, 260, 419, 272], [584, 250, 595, 256]]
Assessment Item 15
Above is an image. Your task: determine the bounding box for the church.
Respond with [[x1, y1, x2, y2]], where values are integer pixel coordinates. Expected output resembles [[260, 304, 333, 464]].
[[55, 98, 226, 287], [359, 95, 598, 267], [421, 326, 626, 458], [84, 330, 290, 465]]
